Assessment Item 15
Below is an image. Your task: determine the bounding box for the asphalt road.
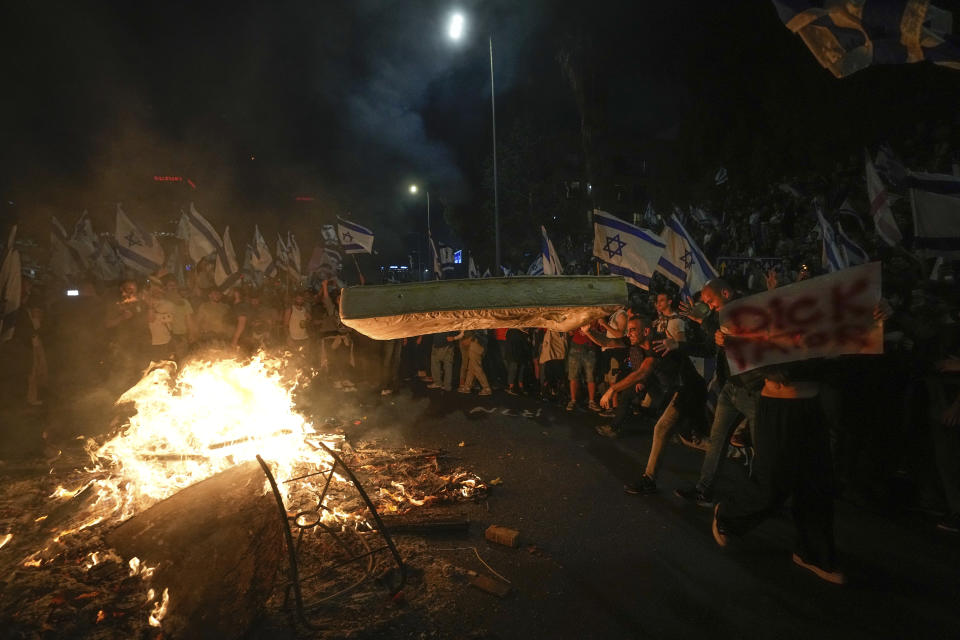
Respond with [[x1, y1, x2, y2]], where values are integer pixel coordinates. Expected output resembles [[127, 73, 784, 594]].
[[306, 381, 960, 640], [3, 379, 959, 640]]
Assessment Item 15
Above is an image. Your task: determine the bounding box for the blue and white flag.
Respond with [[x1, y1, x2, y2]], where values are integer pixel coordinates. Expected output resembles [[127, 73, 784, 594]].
[[656, 214, 718, 296], [286, 232, 302, 279], [50, 216, 84, 280], [837, 222, 869, 266], [181, 203, 221, 263], [773, 0, 960, 78], [275, 234, 289, 274], [817, 208, 846, 272], [438, 243, 455, 275], [527, 254, 544, 276], [0, 225, 21, 342], [337, 217, 374, 254], [214, 226, 241, 290], [68, 212, 100, 269], [248, 225, 274, 275], [592, 209, 665, 290], [115, 204, 164, 274], [907, 170, 960, 256], [865, 151, 903, 246], [541, 225, 563, 275]]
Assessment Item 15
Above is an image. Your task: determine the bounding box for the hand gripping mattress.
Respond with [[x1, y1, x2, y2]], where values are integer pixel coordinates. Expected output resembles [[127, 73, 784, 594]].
[[338, 276, 628, 340]]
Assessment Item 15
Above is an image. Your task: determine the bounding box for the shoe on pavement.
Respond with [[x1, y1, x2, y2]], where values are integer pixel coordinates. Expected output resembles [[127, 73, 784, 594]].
[[566, 400, 576, 411], [712, 504, 729, 548], [426, 383, 442, 389], [588, 401, 602, 412], [624, 475, 657, 495], [505, 387, 518, 396], [679, 433, 708, 451], [457, 387, 472, 394], [595, 424, 618, 438], [599, 409, 615, 418], [792, 553, 846, 585], [478, 388, 492, 396], [380, 389, 393, 396], [674, 486, 714, 507]]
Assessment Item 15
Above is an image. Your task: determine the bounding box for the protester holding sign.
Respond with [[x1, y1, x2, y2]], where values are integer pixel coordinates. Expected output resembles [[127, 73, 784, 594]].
[[710, 264, 887, 585]]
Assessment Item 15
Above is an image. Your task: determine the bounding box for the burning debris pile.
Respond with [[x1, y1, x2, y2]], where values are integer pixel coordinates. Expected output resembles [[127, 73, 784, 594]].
[[0, 353, 489, 639]]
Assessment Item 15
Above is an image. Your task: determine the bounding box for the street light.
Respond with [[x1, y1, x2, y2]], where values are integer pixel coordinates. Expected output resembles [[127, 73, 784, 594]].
[[409, 184, 432, 281], [408, 184, 430, 234], [446, 11, 500, 272]]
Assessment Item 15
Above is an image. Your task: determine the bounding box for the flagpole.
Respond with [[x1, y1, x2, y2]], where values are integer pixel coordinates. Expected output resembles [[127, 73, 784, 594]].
[[352, 254, 365, 285]]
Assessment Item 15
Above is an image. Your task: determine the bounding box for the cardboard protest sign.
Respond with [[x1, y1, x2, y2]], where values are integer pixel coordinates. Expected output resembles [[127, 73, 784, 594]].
[[719, 262, 883, 375]]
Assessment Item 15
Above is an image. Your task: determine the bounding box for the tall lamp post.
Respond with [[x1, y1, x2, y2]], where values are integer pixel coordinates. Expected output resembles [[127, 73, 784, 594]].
[[448, 12, 499, 272], [409, 184, 431, 281]]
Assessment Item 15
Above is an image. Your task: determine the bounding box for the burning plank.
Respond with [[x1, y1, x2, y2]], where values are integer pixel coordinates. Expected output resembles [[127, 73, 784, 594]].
[[106, 461, 284, 639]]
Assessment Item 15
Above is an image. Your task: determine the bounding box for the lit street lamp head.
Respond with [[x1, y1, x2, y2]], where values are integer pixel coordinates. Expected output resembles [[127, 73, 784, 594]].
[[409, 184, 418, 194], [448, 12, 464, 41]]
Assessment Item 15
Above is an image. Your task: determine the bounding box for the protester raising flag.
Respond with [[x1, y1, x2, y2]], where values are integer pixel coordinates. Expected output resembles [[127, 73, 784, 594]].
[[337, 217, 375, 254], [0, 225, 21, 342], [907, 170, 960, 257], [181, 203, 221, 263], [592, 209, 665, 290], [248, 225, 274, 275], [541, 226, 563, 275], [865, 150, 902, 246], [214, 226, 241, 290], [837, 222, 869, 266], [115, 204, 164, 275], [773, 0, 960, 78], [817, 208, 846, 272], [656, 214, 718, 296]]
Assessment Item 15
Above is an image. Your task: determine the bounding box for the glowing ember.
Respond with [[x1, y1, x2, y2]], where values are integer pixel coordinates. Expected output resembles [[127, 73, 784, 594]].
[[148, 588, 170, 627], [0, 533, 11, 549]]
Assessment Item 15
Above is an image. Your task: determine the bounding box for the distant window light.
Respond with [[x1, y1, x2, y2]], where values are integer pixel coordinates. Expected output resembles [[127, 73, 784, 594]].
[[66, 289, 79, 296]]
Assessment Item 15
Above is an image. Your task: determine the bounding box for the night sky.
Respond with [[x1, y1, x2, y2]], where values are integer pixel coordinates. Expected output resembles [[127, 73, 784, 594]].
[[3, 1, 960, 265]]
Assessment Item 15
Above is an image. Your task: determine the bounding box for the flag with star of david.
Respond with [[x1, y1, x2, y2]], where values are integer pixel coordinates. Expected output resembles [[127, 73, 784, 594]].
[[115, 204, 164, 274], [591, 209, 665, 290], [656, 213, 718, 296], [337, 217, 374, 254]]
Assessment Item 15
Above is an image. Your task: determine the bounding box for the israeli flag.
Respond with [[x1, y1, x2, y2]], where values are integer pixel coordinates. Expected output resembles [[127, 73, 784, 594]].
[[214, 226, 241, 290], [837, 222, 869, 266], [286, 232, 302, 279], [527, 254, 544, 276], [817, 208, 846, 272], [592, 209, 665, 290], [655, 214, 718, 296], [541, 225, 563, 275], [248, 225, 274, 275], [115, 204, 164, 274], [182, 203, 221, 263], [337, 217, 374, 254]]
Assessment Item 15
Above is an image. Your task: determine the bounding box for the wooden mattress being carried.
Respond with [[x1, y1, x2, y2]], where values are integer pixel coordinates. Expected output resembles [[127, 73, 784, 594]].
[[338, 276, 628, 340]]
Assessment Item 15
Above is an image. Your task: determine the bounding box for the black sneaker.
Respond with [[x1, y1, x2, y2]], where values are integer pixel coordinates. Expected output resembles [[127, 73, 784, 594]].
[[624, 475, 657, 495], [674, 486, 714, 507]]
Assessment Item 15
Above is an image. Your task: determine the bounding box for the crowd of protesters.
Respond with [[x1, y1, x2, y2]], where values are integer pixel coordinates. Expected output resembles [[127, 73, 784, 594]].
[[3, 178, 960, 585]]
